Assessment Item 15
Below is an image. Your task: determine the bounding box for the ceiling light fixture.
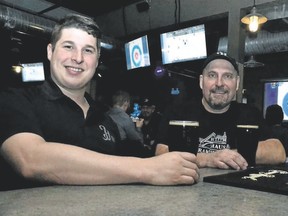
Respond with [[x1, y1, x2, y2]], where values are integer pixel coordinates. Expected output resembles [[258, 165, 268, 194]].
[[244, 55, 264, 68], [241, 0, 267, 32], [12, 63, 23, 73]]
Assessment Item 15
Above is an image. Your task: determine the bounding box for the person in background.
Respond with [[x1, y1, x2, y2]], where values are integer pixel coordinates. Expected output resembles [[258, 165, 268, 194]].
[[107, 90, 144, 143], [107, 90, 151, 157], [0, 14, 199, 191], [140, 97, 162, 152], [265, 104, 288, 159], [156, 52, 286, 170]]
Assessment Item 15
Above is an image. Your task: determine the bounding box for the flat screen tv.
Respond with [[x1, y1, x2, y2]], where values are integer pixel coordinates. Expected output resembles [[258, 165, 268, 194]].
[[21, 62, 45, 82], [124, 35, 151, 70], [160, 24, 207, 65], [263, 79, 288, 121]]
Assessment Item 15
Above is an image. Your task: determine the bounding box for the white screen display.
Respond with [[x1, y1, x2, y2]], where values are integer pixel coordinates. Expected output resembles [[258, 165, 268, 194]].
[[160, 24, 207, 65], [21, 62, 45, 82]]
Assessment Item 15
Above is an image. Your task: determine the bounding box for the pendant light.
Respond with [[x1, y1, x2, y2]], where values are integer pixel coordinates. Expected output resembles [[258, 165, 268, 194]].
[[12, 62, 23, 73], [241, 0, 267, 32]]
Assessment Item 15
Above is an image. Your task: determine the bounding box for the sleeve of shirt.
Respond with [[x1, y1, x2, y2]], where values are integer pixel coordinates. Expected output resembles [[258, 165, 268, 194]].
[[237, 103, 270, 141], [0, 89, 43, 145]]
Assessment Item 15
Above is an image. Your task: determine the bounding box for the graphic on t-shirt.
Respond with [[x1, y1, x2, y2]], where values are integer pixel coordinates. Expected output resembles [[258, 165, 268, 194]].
[[198, 132, 230, 153]]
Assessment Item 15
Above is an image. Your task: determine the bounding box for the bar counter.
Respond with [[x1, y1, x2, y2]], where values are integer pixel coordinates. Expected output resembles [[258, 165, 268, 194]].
[[0, 168, 287, 216]]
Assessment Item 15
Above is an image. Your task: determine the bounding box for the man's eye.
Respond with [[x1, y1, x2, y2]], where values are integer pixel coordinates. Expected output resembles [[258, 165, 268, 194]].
[[64, 45, 72, 50], [208, 73, 217, 78], [223, 74, 234, 79], [84, 49, 95, 54]]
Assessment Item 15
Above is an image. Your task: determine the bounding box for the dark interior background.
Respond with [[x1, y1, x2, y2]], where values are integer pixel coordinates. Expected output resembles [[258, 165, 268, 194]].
[[1, 0, 288, 115]]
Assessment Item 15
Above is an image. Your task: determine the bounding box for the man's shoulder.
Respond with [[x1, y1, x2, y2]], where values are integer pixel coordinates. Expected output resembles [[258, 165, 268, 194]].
[[0, 85, 43, 105], [231, 101, 260, 112], [230, 102, 263, 124], [107, 107, 127, 116]]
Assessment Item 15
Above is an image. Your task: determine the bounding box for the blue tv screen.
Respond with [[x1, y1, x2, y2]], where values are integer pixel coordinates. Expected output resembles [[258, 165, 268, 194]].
[[263, 79, 288, 121], [125, 35, 151, 70]]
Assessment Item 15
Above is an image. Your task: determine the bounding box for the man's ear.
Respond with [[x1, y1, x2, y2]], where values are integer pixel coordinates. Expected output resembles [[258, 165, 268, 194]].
[[47, 44, 52, 61], [236, 75, 240, 91], [199, 75, 203, 90]]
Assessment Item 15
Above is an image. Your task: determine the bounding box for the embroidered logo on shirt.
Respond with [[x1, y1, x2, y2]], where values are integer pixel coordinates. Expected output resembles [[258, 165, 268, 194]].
[[99, 125, 115, 142], [198, 132, 230, 153]]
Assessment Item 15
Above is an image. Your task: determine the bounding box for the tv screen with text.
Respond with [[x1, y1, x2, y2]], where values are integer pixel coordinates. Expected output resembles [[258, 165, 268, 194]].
[[160, 24, 207, 65], [21, 62, 45, 82]]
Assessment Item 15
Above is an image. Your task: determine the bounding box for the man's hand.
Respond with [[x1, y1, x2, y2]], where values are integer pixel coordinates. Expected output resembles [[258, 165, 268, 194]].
[[135, 118, 144, 128], [143, 151, 200, 185], [197, 149, 248, 170]]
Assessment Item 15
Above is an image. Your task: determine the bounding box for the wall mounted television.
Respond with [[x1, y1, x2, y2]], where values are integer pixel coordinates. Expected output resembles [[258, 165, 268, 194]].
[[262, 79, 288, 121], [160, 24, 207, 65], [124, 35, 151, 70], [21, 62, 45, 82]]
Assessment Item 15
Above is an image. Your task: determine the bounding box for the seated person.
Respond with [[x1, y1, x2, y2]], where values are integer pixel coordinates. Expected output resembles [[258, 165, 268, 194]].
[[0, 14, 199, 191], [265, 104, 288, 158], [139, 97, 162, 152], [107, 90, 144, 142], [107, 90, 150, 157], [156, 53, 286, 170]]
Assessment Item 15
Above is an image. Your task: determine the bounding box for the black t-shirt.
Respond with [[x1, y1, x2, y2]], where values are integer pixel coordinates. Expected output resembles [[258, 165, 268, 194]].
[[0, 79, 123, 190], [141, 112, 162, 147], [157, 99, 269, 153]]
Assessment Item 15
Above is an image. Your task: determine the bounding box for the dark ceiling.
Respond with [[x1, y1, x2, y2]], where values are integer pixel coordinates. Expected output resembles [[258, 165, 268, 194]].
[[44, 0, 142, 17]]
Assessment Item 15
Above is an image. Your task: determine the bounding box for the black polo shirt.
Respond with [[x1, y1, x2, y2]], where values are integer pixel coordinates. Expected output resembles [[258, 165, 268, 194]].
[[0, 79, 121, 190]]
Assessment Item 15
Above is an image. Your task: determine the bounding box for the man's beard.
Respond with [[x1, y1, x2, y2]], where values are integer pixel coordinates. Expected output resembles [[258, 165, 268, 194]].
[[207, 100, 229, 110], [141, 113, 150, 118], [207, 87, 230, 110]]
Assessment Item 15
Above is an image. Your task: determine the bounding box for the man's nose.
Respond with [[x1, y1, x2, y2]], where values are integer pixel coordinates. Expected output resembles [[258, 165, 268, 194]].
[[71, 50, 84, 63]]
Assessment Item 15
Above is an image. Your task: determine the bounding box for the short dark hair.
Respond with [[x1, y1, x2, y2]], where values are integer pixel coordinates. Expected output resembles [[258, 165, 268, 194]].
[[265, 104, 284, 125], [112, 90, 131, 107], [50, 14, 102, 55]]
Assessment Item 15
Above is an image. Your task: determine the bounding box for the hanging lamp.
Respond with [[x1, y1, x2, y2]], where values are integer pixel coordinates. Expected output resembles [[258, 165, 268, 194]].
[[241, 0, 268, 32]]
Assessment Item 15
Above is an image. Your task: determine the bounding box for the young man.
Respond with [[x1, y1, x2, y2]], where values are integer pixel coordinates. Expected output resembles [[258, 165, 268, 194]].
[[0, 14, 199, 191], [156, 53, 286, 170]]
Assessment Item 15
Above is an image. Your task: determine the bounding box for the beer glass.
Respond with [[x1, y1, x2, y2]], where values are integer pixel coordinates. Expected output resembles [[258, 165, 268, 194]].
[[236, 124, 259, 166], [168, 120, 199, 154]]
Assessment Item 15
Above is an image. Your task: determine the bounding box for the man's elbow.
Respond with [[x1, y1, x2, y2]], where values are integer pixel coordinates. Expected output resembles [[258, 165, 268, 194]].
[[8, 157, 40, 180], [155, 143, 169, 156], [256, 138, 287, 165]]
